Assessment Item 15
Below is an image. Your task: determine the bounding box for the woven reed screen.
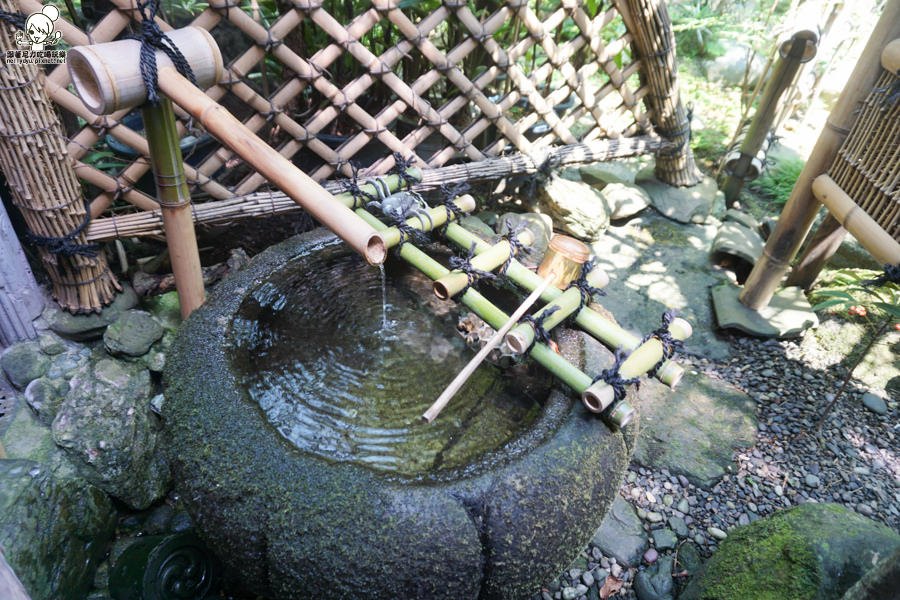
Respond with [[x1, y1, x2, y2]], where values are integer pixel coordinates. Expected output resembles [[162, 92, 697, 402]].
[[826, 66, 900, 241], [13, 0, 695, 244]]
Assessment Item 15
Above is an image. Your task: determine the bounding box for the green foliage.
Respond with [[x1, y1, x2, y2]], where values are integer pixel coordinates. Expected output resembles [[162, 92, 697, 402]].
[[750, 158, 804, 209], [810, 268, 900, 324], [670, 0, 731, 58]]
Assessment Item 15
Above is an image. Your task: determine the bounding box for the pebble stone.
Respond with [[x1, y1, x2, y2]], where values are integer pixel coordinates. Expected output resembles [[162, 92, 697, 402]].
[[708, 526, 727, 540]]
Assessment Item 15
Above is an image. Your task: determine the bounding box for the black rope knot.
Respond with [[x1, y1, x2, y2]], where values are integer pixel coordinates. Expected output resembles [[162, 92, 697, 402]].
[[591, 347, 640, 403], [862, 264, 900, 288], [518, 305, 560, 355], [498, 219, 527, 277], [448, 242, 497, 297], [641, 308, 685, 374], [564, 258, 606, 313], [438, 181, 472, 231], [126, 0, 198, 106], [342, 162, 376, 208], [657, 104, 693, 157], [0, 10, 26, 30], [390, 152, 420, 190], [25, 212, 102, 258]]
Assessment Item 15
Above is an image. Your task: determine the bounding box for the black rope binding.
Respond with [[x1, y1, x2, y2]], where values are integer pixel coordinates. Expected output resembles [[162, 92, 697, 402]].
[[518, 304, 561, 355], [591, 347, 640, 403], [25, 212, 102, 258], [564, 258, 606, 314], [390, 152, 420, 190], [862, 263, 900, 288], [641, 308, 685, 375], [498, 219, 527, 277], [657, 104, 693, 157], [343, 161, 377, 208], [438, 181, 471, 232], [126, 0, 198, 106], [0, 10, 26, 30], [448, 242, 497, 297]]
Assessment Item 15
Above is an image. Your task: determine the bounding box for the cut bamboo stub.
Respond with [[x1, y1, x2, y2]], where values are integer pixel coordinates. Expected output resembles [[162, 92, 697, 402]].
[[811, 175, 900, 266], [379, 195, 477, 249], [582, 317, 693, 414], [423, 274, 556, 424], [505, 267, 610, 354], [67, 27, 223, 114], [433, 229, 535, 299], [882, 39, 900, 72]]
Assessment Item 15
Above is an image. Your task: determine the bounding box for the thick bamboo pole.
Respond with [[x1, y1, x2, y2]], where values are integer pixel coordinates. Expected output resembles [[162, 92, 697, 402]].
[[378, 194, 476, 249], [722, 31, 817, 202], [441, 222, 684, 387], [786, 215, 845, 289], [811, 175, 900, 266], [505, 268, 609, 354], [582, 317, 692, 414], [433, 230, 535, 300], [739, 0, 900, 310], [141, 99, 205, 318]]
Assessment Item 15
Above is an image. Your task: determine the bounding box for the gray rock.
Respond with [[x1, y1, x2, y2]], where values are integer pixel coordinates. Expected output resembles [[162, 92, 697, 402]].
[[708, 526, 728, 540], [646, 511, 664, 523], [24, 377, 69, 426], [681, 503, 900, 600], [677, 498, 690, 514], [44, 285, 138, 341], [633, 370, 757, 487], [702, 40, 767, 87], [652, 528, 678, 550], [52, 359, 169, 509], [457, 215, 496, 241], [103, 310, 164, 357], [723, 209, 761, 232], [633, 555, 674, 600], [861, 393, 888, 415], [38, 333, 66, 356], [497, 212, 554, 267], [0, 459, 116, 600], [675, 542, 702, 579], [580, 161, 639, 186], [601, 182, 651, 220], [591, 495, 648, 567], [712, 284, 819, 339], [637, 171, 718, 224], [805, 474, 821, 488], [0, 396, 77, 479], [140, 291, 182, 332], [537, 175, 610, 240], [668, 515, 689, 538], [1, 342, 50, 389], [712, 221, 765, 264]]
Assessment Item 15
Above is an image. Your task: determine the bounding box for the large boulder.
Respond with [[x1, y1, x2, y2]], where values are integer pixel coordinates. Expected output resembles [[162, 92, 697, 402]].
[[681, 503, 900, 600], [103, 310, 164, 357], [536, 175, 610, 240], [637, 171, 719, 225], [1, 341, 49, 390], [163, 229, 634, 600], [0, 459, 116, 600], [52, 358, 169, 509], [43, 284, 138, 341]]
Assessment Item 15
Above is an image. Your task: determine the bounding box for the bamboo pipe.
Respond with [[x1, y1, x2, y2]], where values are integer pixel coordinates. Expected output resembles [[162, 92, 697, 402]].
[[441, 222, 684, 387], [423, 274, 555, 423], [433, 230, 535, 299], [141, 98, 206, 318], [582, 318, 693, 414], [882, 39, 900, 72], [505, 268, 610, 354], [811, 175, 900, 266], [378, 195, 477, 249], [739, 0, 900, 310], [67, 29, 387, 265]]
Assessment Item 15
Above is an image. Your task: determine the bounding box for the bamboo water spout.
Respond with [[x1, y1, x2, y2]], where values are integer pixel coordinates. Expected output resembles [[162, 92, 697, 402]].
[[433, 230, 535, 299], [505, 267, 610, 354], [67, 27, 387, 265], [582, 318, 693, 414]]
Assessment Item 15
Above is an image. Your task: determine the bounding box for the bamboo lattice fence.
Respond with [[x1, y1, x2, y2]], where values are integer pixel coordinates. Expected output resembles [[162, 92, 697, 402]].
[[3, 0, 699, 310]]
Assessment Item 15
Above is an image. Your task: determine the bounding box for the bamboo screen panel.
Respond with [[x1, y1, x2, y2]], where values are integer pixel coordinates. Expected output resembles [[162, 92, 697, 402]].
[[21, 0, 661, 236], [827, 67, 900, 241]]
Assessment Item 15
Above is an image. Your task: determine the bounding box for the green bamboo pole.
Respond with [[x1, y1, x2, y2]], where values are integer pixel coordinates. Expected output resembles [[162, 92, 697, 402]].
[[378, 195, 476, 249], [505, 268, 609, 354], [433, 230, 534, 299], [442, 222, 683, 386], [141, 98, 205, 318]]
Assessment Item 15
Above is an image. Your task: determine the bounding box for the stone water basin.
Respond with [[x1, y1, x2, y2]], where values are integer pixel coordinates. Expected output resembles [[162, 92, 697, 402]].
[[164, 229, 632, 599]]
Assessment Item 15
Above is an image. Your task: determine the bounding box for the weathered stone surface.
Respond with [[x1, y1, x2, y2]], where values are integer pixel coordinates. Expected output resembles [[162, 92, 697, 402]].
[[103, 310, 164, 357], [702, 40, 766, 87], [537, 175, 610, 240], [591, 495, 648, 567], [602, 182, 652, 220], [634, 554, 674, 600], [0, 459, 116, 600], [632, 370, 757, 487], [0, 397, 77, 479], [723, 209, 761, 232], [52, 359, 169, 509], [712, 221, 765, 265], [680, 503, 900, 600], [37, 333, 66, 356], [1, 341, 49, 390], [163, 229, 632, 600], [637, 171, 719, 224], [457, 215, 496, 241], [140, 291, 181, 332], [497, 212, 553, 267], [44, 285, 138, 341], [580, 161, 639, 186], [861, 392, 888, 416], [712, 284, 818, 338], [24, 377, 69, 426]]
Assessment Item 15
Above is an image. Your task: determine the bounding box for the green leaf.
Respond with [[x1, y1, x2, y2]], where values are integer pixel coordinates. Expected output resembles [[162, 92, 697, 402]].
[[872, 302, 900, 319], [815, 290, 856, 301], [810, 298, 849, 311]]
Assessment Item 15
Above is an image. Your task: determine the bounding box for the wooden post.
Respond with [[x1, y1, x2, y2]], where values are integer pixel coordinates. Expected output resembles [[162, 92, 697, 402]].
[[739, 0, 900, 311], [0, 200, 42, 346], [785, 215, 846, 289], [141, 99, 206, 318], [0, 1, 120, 314], [722, 31, 817, 202], [616, 0, 702, 186]]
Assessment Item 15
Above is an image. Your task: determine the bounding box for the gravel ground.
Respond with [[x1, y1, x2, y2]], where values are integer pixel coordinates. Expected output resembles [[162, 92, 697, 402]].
[[537, 328, 899, 600]]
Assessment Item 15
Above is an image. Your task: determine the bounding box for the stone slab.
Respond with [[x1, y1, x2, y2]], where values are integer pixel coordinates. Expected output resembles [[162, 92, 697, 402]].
[[711, 284, 819, 338], [591, 495, 648, 567], [712, 221, 765, 265], [636, 172, 719, 224]]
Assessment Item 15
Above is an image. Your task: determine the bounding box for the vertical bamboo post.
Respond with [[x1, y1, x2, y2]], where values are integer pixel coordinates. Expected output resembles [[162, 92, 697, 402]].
[[616, 0, 702, 186], [1, 551, 32, 600], [722, 31, 817, 202], [739, 0, 900, 310], [0, 199, 42, 345], [785, 214, 845, 289], [0, 1, 119, 313], [141, 99, 205, 318]]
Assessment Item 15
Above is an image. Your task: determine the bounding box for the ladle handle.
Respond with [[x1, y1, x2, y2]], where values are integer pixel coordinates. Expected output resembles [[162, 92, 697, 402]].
[[423, 275, 556, 423]]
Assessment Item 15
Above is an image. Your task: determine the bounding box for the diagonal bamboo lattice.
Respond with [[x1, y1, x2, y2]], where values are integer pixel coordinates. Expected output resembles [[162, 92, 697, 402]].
[[2, 0, 700, 311]]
